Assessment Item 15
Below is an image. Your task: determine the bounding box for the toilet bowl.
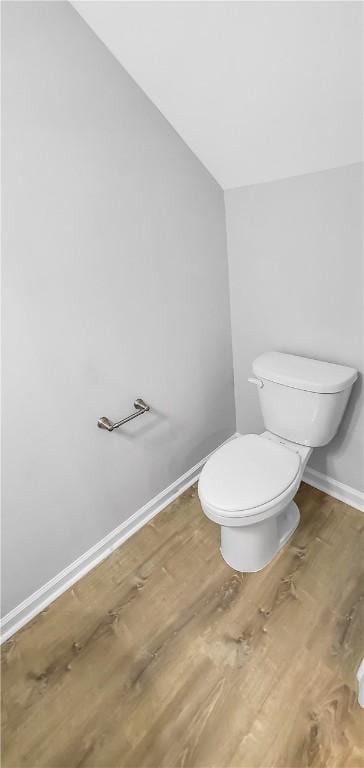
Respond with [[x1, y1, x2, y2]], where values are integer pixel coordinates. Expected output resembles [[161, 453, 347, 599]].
[[198, 351, 357, 573], [198, 432, 312, 572]]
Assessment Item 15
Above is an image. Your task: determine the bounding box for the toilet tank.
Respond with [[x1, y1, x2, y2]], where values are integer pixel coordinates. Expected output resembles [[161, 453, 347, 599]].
[[252, 352, 358, 447]]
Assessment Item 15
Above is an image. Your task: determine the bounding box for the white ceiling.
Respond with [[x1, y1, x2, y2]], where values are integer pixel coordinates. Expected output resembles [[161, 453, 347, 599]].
[[72, 1, 363, 190]]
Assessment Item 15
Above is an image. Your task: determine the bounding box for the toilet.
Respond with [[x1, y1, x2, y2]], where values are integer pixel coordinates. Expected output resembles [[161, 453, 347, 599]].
[[198, 351, 358, 572]]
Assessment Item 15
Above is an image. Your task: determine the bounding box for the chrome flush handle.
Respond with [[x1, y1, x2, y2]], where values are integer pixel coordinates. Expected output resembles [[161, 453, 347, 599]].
[[248, 377, 264, 388]]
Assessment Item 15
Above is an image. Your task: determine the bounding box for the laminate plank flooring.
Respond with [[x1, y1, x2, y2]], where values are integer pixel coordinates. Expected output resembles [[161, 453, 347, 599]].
[[2, 483, 364, 768]]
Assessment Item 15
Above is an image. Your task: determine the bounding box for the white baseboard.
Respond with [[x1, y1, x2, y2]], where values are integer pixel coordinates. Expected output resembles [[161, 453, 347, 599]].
[[3, 433, 360, 644], [1, 433, 238, 644], [303, 466, 364, 512]]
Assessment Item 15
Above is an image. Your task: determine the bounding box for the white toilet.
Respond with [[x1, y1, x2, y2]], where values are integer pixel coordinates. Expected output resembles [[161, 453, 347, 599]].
[[198, 351, 358, 572]]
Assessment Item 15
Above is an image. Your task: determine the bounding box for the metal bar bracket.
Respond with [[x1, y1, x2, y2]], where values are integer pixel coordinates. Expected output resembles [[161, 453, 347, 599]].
[[98, 398, 150, 431]]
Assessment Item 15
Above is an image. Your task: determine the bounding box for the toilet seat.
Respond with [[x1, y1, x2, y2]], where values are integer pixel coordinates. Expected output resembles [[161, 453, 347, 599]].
[[198, 434, 301, 520]]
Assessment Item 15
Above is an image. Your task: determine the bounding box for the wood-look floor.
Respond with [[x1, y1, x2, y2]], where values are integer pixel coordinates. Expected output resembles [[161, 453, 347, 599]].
[[2, 483, 364, 768]]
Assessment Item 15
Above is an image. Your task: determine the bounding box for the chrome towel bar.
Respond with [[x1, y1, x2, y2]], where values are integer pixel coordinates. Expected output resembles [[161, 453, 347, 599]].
[[98, 398, 150, 431]]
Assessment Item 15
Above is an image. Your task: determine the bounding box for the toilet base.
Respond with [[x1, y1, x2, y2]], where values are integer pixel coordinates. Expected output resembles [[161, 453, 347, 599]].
[[220, 501, 300, 572]]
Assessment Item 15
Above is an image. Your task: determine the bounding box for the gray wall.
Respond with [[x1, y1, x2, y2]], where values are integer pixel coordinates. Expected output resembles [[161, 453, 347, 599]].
[[2, 1, 234, 615], [225, 163, 363, 492]]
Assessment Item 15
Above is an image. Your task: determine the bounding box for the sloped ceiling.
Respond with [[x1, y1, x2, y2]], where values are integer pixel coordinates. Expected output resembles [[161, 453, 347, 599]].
[[72, 1, 363, 190]]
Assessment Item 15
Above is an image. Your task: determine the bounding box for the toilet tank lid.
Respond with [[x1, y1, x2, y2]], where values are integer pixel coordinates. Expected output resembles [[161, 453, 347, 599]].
[[253, 352, 358, 394]]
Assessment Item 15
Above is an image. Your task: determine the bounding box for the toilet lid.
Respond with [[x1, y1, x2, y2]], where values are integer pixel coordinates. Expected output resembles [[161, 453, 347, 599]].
[[199, 435, 301, 514]]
